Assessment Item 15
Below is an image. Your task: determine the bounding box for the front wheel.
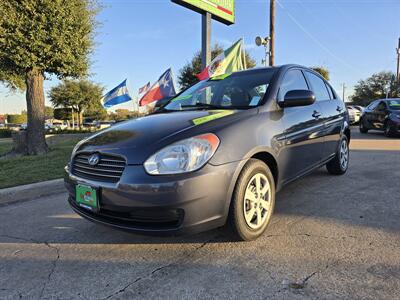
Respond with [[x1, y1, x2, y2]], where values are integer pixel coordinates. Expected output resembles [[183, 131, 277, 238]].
[[326, 136, 349, 175], [384, 122, 394, 137], [228, 159, 275, 241]]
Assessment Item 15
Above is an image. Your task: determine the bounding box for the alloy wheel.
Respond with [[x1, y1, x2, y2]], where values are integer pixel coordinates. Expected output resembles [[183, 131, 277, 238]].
[[243, 173, 272, 229], [340, 140, 349, 170]]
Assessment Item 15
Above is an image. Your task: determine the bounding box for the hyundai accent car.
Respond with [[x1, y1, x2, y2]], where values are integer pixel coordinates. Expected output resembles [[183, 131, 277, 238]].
[[65, 65, 350, 241], [359, 98, 400, 137]]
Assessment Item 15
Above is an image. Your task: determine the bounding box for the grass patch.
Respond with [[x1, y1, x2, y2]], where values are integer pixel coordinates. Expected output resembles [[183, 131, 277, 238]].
[[0, 137, 82, 189]]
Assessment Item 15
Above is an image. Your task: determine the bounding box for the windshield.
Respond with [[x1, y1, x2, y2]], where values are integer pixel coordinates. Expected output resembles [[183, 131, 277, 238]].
[[388, 99, 400, 110], [164, 70, 275, 111]]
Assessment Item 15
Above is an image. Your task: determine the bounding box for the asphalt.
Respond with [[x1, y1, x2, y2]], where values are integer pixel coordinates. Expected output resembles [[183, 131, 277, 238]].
[[0, 128, 399, 299]]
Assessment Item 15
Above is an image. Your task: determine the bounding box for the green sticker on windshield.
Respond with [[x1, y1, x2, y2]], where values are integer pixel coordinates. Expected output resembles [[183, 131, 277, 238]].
[[192, 110, 234, 125], [171, 94, 192, 102], [210, 73, 231, 81]]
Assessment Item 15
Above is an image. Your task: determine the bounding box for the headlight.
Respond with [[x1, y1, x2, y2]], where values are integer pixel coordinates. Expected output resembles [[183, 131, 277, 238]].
[[144, 133, 220, 175]]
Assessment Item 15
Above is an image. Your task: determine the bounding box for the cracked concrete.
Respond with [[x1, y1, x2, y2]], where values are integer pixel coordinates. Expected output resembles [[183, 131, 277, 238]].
[[0, 130, 399, 299]]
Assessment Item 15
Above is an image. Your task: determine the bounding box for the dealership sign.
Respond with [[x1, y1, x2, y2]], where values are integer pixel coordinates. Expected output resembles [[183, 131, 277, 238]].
[[172, 0, 235, 25]]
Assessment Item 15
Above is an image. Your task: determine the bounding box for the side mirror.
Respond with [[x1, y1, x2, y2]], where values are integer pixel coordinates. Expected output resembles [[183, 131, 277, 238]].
[[281, 90, 316, 107]]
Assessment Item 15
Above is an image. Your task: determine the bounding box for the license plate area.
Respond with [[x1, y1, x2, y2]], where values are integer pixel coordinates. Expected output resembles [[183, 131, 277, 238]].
[[75, 184, 99, 212]]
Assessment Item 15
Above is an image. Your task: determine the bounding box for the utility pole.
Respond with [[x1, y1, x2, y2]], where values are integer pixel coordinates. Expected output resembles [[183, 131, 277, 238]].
[[201, 12, 212, 70], [396, 38, 400, 83], [342, 83, 346, 102], [269, 0, 275, 66]]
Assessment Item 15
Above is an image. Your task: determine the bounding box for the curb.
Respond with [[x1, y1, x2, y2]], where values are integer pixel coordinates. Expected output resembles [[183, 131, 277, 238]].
[[0, 179, 65, 207]]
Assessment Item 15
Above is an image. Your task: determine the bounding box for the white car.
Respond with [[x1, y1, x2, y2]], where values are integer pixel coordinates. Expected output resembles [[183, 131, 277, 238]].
[[346, 105, 361, 124]]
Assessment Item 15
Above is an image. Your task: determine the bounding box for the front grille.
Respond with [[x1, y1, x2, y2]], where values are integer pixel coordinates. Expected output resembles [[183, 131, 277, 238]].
[[71, 152, 126, 183]]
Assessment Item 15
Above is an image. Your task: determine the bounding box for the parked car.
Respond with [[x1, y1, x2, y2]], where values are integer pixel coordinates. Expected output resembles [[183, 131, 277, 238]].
[[353, 105, 364, 113], [96, 120, 115, 130], [65, 65, 350, 241], [359, 99, 400, 137], [346, 105, 361, 124]]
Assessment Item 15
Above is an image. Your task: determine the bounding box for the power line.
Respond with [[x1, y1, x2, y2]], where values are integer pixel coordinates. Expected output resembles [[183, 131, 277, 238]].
[[275, 0, 363, 77]]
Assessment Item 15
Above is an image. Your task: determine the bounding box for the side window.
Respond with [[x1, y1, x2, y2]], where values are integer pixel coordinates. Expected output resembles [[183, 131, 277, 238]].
[[367, 101, 378, 110], [375, 101, 387, 111], [305, 72, 330, 101], [325, 83, 334, 100], [278, 70, 308, 101]]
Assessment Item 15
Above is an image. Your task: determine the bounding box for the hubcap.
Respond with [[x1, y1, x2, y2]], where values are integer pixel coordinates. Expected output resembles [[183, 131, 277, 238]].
[[340, 140, 348, 170], [243, 173, 272, 229]]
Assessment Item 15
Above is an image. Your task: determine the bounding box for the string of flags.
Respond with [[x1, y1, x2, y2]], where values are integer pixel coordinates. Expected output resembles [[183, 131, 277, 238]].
[[100, 38, 246, 109]]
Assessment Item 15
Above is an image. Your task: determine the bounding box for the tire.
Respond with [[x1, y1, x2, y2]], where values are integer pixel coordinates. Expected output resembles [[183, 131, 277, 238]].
[[326, 135, 349, 175], [359, 118, 368, 133], [384, 122, 394, 137], [227, 159, 275, 241]]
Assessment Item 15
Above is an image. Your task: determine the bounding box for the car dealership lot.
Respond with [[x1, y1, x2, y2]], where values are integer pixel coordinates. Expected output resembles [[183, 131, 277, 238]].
[[0, 128, 399, 299]]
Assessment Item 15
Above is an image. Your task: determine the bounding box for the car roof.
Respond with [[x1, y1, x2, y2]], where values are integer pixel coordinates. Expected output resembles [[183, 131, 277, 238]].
[[230, 64, 314, 76]]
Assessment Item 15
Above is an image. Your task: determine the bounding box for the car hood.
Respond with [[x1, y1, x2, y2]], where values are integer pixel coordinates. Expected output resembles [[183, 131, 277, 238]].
[[75, 109, 252, 164]]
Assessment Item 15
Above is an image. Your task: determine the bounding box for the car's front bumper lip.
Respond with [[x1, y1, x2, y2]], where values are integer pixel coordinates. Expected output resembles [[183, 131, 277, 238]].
[[65, 161, 242, 235]]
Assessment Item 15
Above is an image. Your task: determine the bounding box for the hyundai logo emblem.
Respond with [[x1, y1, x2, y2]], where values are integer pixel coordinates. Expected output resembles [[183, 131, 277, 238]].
[[88, 154, 100, 166]]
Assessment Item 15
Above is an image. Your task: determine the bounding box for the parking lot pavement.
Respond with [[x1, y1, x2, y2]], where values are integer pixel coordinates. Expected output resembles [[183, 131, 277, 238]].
[[0, 131, 399, 300]]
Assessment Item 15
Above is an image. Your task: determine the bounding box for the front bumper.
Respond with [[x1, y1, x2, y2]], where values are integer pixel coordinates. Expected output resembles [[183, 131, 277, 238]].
[[65, 161, 242, 235]]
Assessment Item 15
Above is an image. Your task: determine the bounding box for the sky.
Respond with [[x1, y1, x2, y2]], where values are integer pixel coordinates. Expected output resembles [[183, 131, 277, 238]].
[[1, 0, 399, 114]]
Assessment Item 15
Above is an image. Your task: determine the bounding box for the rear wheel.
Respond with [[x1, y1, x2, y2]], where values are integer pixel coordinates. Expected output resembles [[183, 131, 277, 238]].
[[359, 118, 368, 133], [326, 135, 349, 175], [228, 159, 275, 241]]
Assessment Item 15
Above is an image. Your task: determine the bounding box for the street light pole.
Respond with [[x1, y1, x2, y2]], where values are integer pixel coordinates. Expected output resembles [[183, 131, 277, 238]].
[[396, 38, 400, 83], [269, 0, 275, 66], [342, 83, 346, 102], [201, 12, 212, 70]]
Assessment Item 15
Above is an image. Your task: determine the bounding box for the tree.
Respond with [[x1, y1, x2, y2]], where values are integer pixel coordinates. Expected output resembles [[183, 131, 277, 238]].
[[350, 71, 400, 106], [178, 44, 257, 90], [44, 106, 54, 120], [49, 79, 105, 128], [54, 108, 72, 121], [311, 66, 330, 81], [0, 0, 99, 154]]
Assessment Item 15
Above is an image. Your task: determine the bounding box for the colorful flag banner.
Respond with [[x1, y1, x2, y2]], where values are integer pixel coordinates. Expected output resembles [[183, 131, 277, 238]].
[[101, 79, 132, 108], [197, 39, 245, 80], [139, 68, 177, 106], [138, 82, 151, 94]]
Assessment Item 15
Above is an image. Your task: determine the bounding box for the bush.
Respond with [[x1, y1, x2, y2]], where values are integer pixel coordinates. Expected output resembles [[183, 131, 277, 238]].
[[7, 114, 27, 124], [51, 128, 97, 134], [0, 129, 12, 138]]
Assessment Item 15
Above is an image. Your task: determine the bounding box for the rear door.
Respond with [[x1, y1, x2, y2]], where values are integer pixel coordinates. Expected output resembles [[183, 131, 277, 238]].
[[304, 71, 345, 160], [278, 69, 325, 182]]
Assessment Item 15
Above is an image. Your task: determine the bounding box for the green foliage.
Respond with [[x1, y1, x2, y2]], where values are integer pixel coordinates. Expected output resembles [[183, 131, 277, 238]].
[[45, 106, 54, 119], [54, 108, 72, 121], [178, 44, 256, 90], [84, 101, 108, 120], [7, 114, 27, 124], [0, 0, 99, 86], [108, 109, 138, 121], [49, 79, 105, 122], [351, 71, 400, 106], [311, 66, 330, 81]]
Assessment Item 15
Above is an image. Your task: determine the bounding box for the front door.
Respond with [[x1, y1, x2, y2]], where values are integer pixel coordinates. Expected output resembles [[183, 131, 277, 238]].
[[373, 101, 388, 129], [278, 69, 325, 183]]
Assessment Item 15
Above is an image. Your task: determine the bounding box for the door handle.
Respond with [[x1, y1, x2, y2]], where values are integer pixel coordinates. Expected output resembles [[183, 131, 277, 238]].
[[336, 106, 343, 112], [312, 111, 321, 118]]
